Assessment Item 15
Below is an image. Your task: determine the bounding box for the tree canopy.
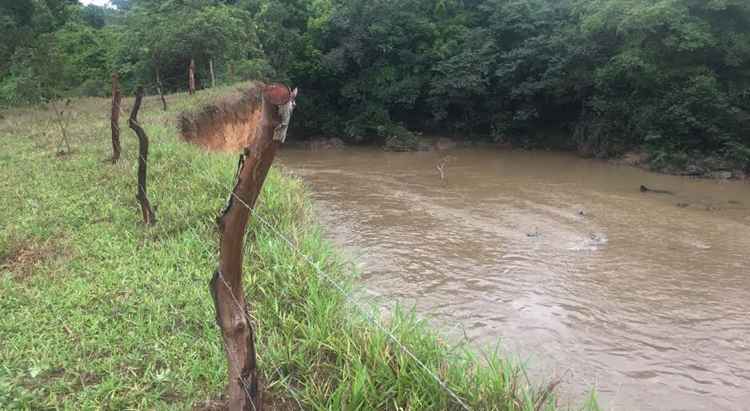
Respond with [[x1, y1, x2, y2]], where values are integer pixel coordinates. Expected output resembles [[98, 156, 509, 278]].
[[1, 0, 749, 168]]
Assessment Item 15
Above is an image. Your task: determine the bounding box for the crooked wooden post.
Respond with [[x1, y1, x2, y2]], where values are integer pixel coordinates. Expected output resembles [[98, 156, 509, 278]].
[[110, 73, 122, 163], [210, 84, 297, 411], [128, 86, 156, 225]]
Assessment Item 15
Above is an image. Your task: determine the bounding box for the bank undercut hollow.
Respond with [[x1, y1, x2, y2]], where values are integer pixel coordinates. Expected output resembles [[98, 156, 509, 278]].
[[178, 84, 264, 152]]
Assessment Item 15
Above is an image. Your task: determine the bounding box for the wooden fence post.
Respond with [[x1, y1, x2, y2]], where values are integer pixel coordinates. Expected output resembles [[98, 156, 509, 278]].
[[210, 84, 297, 411], [128, 86, 156, 225], [189, 59, 196, 95], [110, 73, 122, 163]]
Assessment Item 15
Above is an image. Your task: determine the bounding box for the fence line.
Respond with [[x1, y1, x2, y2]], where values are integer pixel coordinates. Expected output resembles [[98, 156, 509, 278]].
[[25, 105, 580, 409], [253, 201, 472, 410], [32, 138, 298, 409], [171, 152, 473, 411], [121, 113, 472, 408], [43, 128, 472, 408], [127, 153, 304, 410]]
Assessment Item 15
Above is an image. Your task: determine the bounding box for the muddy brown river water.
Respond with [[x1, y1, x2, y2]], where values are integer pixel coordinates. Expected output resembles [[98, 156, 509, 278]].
[[279, 147, 750, 411]]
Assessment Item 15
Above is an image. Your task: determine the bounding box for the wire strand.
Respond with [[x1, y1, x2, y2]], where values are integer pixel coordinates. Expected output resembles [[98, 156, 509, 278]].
[[187, 151, 473, 411], [120, 112, 471, 409]]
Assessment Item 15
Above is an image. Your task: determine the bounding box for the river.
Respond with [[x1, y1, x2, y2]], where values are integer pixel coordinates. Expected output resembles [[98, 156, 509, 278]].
[[279, 146, 750, 411]]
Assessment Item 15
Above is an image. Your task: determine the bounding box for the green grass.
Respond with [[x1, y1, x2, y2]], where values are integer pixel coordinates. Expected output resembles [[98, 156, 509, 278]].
[[0, 85, 597, 410]]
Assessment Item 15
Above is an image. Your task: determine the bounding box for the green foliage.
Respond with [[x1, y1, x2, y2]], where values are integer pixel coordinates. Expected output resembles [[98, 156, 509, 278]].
[[272, 0, 749, 167], [0, 0, 83, 104], [231, 58, 276, 82], [569, 0, 750, 167], [383, 126, 420, 152], [56, 22, 112, 92], [111, 2, 263, 92], [1, 0, 749, 167]]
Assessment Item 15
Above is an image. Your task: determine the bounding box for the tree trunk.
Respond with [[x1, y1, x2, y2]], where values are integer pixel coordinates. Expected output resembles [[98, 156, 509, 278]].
[[210, 57, 216, 88], [128, 86, 156, 225], [110, 73, 122, 163], [210, 84, 297, 411], [156, 68, 167, 111], [189, 59, 196, 95]]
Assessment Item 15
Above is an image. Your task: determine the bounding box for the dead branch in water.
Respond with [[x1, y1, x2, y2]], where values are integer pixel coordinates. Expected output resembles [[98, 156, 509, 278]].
[[110, 73, 122, 163], [128, 86, 156, 225], [211, 84, 297, 411], [436, 155, 455, 181]]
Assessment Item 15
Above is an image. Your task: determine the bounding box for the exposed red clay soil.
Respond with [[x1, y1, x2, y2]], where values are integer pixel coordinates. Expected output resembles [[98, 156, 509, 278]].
[[178, 85, 264, 152]]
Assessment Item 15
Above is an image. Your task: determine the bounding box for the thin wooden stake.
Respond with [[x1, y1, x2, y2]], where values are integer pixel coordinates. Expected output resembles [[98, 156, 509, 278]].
[[110, 73, 122, 163]]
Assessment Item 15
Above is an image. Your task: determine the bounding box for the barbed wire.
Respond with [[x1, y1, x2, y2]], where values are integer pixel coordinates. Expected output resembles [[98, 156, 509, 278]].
[[19, 105, 473, 409], [174, 148, 474, 411], [4, 125, 300, 409], [112, 151, 306, 410], [135, 146, 468, 409], [117, 136, 473, 409]]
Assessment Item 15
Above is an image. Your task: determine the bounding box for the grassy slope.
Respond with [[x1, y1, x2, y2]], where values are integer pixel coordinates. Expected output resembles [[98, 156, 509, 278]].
[[0, 86, 596, 410]]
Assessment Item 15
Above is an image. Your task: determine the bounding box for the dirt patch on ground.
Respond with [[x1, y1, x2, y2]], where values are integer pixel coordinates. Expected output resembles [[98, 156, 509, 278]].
[[178, 85, 264, 153], [1, 240, 58, 281]]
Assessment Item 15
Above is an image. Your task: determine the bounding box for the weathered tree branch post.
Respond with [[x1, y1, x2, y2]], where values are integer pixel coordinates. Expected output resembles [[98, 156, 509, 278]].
[[210, 84, 297, 411], [110, 73, 122, 163], [128, 86, 156, 225], [189, 58, 196, 95]]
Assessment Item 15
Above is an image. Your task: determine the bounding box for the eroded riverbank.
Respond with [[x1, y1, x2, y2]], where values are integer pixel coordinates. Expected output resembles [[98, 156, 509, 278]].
[[280, 146, 750, 411]]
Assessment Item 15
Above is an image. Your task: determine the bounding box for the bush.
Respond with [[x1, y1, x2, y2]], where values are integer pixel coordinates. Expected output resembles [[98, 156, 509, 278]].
[[381, 124, 420, 152], [0, 75, 44, 106], [75, 78, 109, 97], [723, 142, 750, 171], [573, 114, 631, 158], [232, 58, 276, 82]]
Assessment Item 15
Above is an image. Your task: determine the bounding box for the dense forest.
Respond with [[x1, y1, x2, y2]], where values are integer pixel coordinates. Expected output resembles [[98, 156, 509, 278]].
[[2, 0, 750, 170]]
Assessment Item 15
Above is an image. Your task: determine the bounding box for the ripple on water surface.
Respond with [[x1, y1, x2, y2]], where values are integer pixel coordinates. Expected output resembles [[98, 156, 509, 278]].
[[281, 148, 750, 411]]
